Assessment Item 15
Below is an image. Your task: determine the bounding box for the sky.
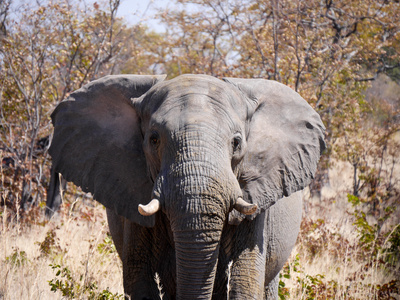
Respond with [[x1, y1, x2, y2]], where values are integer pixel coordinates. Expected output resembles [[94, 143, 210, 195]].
[[116, 0, 172, 31], [11, 0, 173, 32]]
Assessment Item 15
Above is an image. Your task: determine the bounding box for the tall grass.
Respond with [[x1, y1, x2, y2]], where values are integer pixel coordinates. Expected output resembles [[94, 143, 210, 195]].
[[280, 161, 400, 299], [0, 200, 123, 299]]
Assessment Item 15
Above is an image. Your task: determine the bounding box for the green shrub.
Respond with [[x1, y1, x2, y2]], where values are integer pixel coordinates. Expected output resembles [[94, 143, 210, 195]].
[[5, 248, 28, 267], [48, 264, 123, 299]]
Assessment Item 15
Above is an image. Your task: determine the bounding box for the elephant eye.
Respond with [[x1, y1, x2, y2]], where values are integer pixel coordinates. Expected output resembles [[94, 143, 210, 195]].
[[232, 136, 241, 152], [149, 132, 159, 146]]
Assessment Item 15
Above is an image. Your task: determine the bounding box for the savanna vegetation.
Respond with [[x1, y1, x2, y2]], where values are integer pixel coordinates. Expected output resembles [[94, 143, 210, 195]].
[[1, 0, 399, 298]]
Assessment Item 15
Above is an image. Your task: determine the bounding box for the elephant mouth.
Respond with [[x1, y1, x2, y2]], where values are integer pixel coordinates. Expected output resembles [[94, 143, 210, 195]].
[[138, 169, 257, 219]]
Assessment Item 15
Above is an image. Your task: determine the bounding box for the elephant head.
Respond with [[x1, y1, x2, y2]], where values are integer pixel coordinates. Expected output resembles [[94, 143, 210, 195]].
[[49, 74, 325, 299]]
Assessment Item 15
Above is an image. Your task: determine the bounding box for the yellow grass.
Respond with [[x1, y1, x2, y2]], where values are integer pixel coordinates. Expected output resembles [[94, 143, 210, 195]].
[[281, 161, 400, 299], [0, 202, 123, 299]]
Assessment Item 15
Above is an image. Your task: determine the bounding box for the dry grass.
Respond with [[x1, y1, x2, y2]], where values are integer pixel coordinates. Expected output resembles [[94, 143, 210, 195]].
[[0, 160, 399, 299], [280, 161, 400, 299], [283, 202, 399, 299], [0, 201, 123, 299]]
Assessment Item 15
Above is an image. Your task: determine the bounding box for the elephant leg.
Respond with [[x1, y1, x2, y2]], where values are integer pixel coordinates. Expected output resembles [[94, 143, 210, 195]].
[[106, 208, 162, 299], [228, 211, 267, 300], [265, 273, 279, 300], [263, 191, 303, 299], [107, 209, 175, 299], [106, 208, 124, 258], [149, 214, 176, 299], [214, 211, 267, 300], [216, 192, 302, 300]]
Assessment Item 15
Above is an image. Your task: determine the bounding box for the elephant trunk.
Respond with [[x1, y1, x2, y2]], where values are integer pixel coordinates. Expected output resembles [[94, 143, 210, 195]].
[[166, 162, 230, 299], [173, 218, 223, 300], [162, 132, 241, 298]]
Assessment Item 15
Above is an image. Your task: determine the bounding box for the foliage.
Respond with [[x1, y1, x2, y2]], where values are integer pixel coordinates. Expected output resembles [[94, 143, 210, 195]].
[[49, 263, 123, 299], [5, 248, 28, 267], [279, 248, 400, 299], [36, 228, 64, 257], [349, 193, 400, 265], [97, 232, 117, 255], [279, 254, 336, 299]]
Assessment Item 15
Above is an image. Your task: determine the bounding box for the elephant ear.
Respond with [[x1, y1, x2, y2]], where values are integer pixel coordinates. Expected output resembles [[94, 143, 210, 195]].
[[49, 75, 166, 227], [223, 78, 325, 222]]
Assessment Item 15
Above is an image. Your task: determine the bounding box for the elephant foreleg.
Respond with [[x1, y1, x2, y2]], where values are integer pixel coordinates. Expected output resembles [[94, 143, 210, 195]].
[[227, 212, 267, 300], [215, 211, 267, 300], [216, 192, 302, 300], [106, 208, 124, 257], [107, 209, 175, 299], [263, 192, 303, 299], [265, 273, 279, 300], [106, 208, 160, 299]]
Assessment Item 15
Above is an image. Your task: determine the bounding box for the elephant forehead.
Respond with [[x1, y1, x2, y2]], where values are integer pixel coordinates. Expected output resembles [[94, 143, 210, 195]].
[[173, 93, 217, 114], [152, 94, 240, 132], [140, 75, 248, 131], [148, 76, 241, 108]]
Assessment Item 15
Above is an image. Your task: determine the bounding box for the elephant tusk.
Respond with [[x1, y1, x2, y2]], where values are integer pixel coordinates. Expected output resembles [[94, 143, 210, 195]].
[[138, 199, 160, 216], [234, 197, 258, 215]]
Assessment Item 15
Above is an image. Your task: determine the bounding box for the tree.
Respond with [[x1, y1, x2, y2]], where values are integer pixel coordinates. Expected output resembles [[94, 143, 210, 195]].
[[0, 0, 126, 215]]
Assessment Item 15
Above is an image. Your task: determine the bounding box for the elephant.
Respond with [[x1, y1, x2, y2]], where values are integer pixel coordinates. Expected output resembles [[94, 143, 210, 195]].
[[48, 74, 325, 299]]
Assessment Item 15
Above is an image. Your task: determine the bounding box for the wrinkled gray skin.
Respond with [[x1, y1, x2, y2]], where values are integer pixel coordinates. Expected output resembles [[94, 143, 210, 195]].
[[48, 74, 325, 299]]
